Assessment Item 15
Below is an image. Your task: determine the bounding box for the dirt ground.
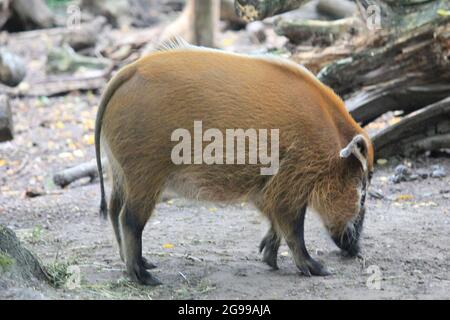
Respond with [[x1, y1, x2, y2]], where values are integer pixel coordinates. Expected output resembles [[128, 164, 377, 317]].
[[0, 1, 449, 300], [0, 92, 449, 299]]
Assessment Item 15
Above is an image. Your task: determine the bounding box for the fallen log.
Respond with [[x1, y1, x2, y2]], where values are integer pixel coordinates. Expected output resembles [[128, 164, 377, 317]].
[[373, 96, 450, 158], [275, 17, 360, 45], [318, 16, 450, 98], [7, 0, 55, 30], [0, 71, 109, 97], [316, 16, 450, 129], [53, 158, 107, 188], [81, 0, 132, 28], [0, 0, 11, 29], [346, 80, 450, 125], [0, 94, 13, 142], [234, 0, 310, 21], [317, 0, 356, 19], [63, 16, 108, 51], [9, 16, 107, 48], [290, 45, 353, 74], [47, 44, 112, 74]]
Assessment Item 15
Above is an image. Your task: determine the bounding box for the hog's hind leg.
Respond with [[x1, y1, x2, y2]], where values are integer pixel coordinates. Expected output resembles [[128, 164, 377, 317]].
[[109, 183, 124, 261], [119, 200, 161, 286], [259, 225, 281, 270]]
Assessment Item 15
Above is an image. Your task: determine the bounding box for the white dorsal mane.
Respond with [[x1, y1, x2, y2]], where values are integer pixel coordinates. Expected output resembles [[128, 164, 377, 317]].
[[156, 36, 192, 52]]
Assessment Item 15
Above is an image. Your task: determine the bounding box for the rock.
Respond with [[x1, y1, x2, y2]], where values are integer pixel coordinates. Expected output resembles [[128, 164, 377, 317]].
[[0, 49, 26, 87], [390, 164, 412, 183], [395, 164, 410, 176], [0, 225, 48, 297], [369, 189, 384, 200], [431, 165, 447, 178]]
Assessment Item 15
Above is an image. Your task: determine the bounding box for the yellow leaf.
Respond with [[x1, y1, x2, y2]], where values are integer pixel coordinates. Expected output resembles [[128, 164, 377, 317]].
[[396, 194, 413, 201], [82, 119, 95, 130], [222, 38, 234, 46], [0, 159, 7, 167], [84, 134, 95, 145], [163, 243, 174, 249], [377, 159, 388, 165], [55, 121, 65, 129], [281, 251, 289, 257], [437, 9, 450, 17], [388, 117, 401, 126], [209, 207, 218, 213]]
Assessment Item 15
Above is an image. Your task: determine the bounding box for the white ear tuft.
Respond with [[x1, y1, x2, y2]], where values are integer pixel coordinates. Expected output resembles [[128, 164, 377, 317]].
[[340, 135, 368, 172]]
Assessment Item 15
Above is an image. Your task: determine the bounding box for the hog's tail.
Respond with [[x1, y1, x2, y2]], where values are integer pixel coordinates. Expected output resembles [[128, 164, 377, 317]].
[[95, 65, 136, 219]]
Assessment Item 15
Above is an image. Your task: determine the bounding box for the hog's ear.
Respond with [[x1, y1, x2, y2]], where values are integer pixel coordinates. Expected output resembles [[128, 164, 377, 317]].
[[339, 134, 368, 172]]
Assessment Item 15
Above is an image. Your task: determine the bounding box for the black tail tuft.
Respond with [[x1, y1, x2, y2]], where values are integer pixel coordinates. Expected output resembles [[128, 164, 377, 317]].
[[99, 198, 108, 220]]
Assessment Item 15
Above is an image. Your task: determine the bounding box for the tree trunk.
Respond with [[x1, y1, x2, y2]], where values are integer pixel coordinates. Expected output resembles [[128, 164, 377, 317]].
[[193, 0, 220, 47], [10, 0, 55, 30]]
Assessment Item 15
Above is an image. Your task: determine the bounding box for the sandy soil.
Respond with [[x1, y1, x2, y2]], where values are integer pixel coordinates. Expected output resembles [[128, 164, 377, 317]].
[[0, 94, 449, 299], [0, 2, 449, 298]]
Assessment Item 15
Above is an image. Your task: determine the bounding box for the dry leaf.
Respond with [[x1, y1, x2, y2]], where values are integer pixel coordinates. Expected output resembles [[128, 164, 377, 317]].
[[83, 134, 95, 145], [396, 194, 414, 201], [55, 121, 65, 129]]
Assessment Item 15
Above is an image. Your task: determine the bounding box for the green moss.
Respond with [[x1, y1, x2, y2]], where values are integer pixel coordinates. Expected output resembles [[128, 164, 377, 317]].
[[0, 251, 15, 271]]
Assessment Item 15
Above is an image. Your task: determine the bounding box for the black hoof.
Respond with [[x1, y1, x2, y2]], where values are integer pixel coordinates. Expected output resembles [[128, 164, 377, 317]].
[[141, 257, 157, 270], [130, 265, 162, 286], [262, 250, 279, 270], [259, 237, 279, 270], [297, 258, 331, 277]]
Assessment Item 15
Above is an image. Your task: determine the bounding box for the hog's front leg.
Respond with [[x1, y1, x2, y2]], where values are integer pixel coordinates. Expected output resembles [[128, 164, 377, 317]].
[[283, 206, 331, 276]]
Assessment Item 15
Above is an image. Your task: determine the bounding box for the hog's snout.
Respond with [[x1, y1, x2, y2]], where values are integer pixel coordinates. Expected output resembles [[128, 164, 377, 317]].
[[332, 207, 365, 257]]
